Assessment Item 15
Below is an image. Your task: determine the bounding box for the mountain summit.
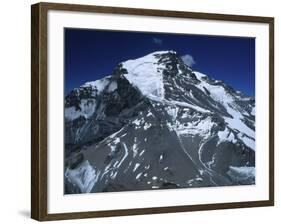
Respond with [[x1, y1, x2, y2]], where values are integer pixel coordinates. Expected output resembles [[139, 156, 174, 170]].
[[64, 51, 255, 194]]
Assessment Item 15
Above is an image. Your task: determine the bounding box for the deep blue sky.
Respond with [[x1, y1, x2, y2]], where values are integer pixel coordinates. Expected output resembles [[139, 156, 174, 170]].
[[65, 28, 255, 96]]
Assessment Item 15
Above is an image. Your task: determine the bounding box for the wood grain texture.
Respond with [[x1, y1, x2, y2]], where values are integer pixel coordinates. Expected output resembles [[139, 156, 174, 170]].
[[269, 19, 274, 203], [31, 2, 274, 221], [31, 3, 48, 221], [31, 3, 40, 220]]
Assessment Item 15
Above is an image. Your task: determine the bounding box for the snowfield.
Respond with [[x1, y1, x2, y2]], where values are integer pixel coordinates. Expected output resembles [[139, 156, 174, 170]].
[[194, 70, 255, 150], [65, 160, 100, 193], [82, 76, 111, 93], [123, 52, 167, 100], [227, 166, 255, 184]]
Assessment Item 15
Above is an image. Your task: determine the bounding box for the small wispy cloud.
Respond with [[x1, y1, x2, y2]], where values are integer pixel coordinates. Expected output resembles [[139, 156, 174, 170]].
[[152, 37, 163, 45], [181, 54, 196, 67]]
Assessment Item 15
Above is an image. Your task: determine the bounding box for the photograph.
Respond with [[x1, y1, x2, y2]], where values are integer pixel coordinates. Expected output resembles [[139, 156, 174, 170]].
[[63, 28, 256, 194]]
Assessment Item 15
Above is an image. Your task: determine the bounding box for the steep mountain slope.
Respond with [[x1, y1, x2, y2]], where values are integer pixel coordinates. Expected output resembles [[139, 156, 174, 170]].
[[64, 51, 255, 194]]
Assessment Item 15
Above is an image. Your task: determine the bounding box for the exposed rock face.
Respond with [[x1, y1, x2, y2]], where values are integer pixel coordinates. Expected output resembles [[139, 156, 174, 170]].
[[64, 51, 255, 194]]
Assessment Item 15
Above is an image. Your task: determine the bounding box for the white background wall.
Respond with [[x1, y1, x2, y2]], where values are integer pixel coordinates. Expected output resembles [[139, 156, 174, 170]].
[[0, 0, 280, 223]]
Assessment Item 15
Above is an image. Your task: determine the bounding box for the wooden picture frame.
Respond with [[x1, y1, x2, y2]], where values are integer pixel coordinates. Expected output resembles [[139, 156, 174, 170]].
[[31, 2, 274, 221]]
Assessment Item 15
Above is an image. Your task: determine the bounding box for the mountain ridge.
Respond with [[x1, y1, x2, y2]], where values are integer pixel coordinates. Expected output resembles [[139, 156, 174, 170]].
[[64, 50, 255, 194]]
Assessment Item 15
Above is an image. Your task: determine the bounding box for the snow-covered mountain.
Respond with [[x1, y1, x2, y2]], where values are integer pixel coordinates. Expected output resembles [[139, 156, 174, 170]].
[[64, 51, 255, 194]]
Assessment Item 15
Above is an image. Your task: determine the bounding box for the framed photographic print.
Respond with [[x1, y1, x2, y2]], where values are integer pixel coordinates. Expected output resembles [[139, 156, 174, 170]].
[[31, 2, 274, 221]]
